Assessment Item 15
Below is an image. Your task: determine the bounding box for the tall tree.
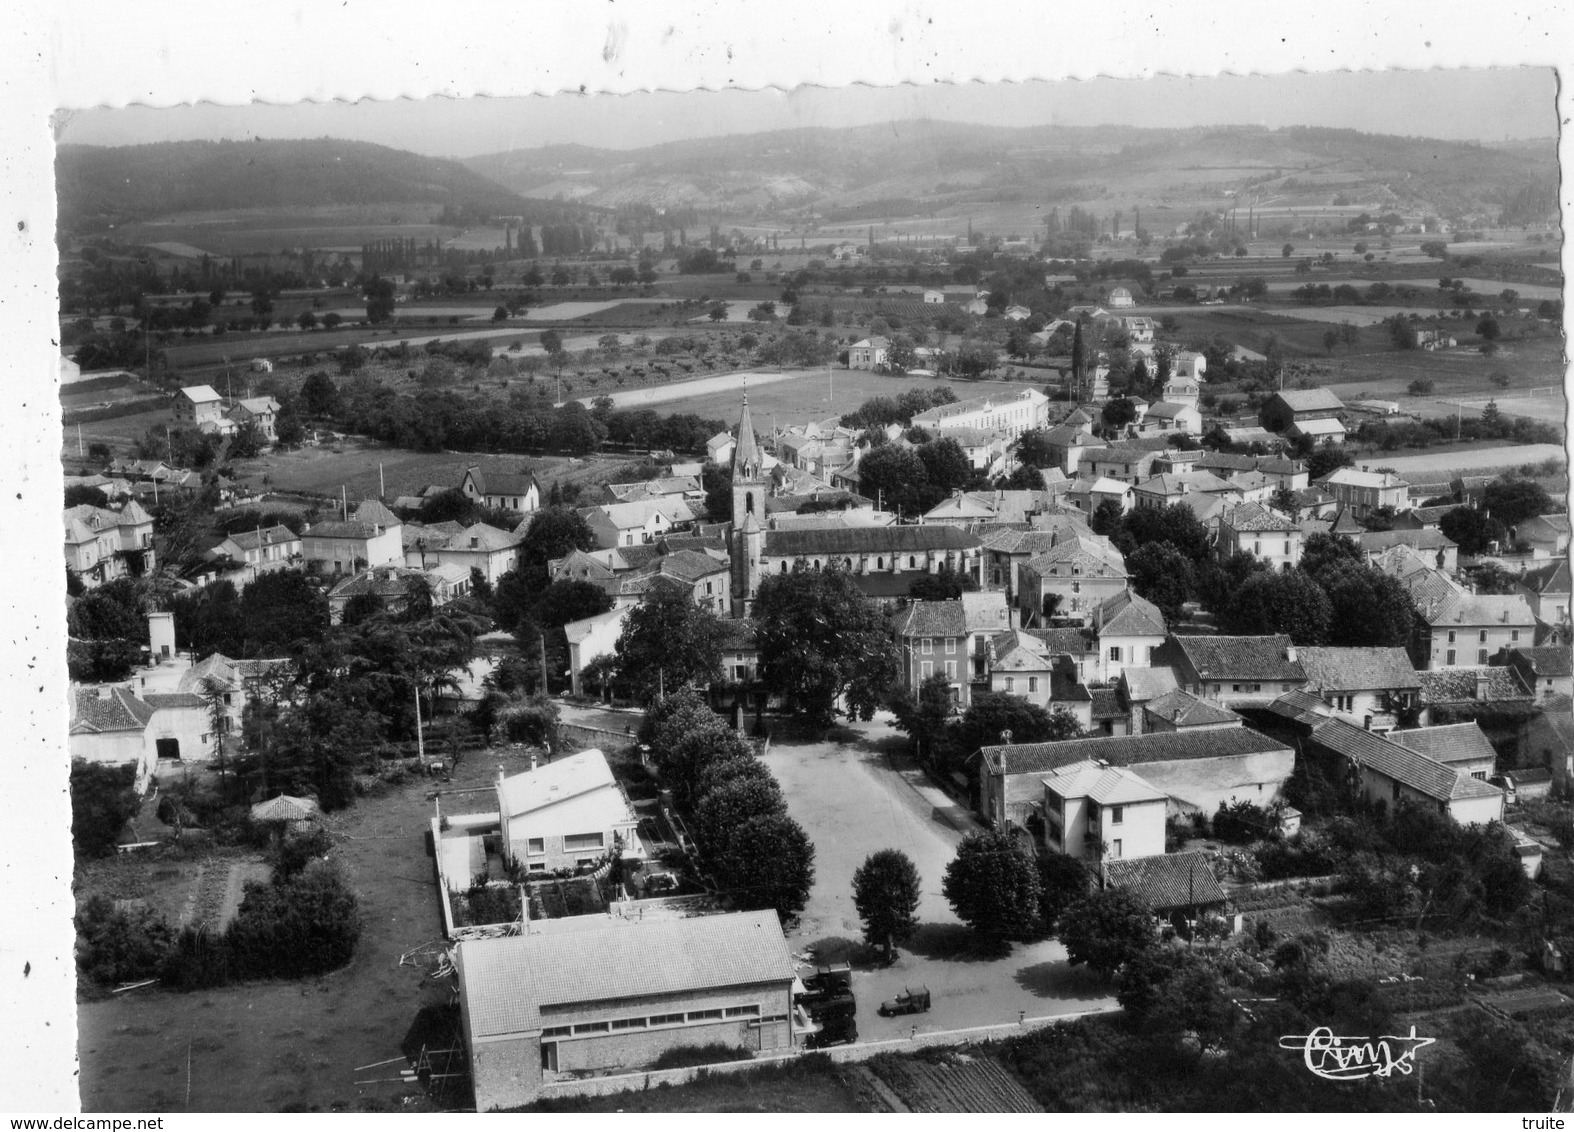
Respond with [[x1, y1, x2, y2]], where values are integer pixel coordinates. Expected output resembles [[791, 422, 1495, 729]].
[[753, 564, 900, 727], [943, 829, 1043, 951], [716, 812, 816, 920], [510, 506, 595, 595], [852, 849, 923, 962], [1217, 569, 1333, 645], [1059, 887, 1157, 980], [69, 760, 140, 858], [614, 587, 726, 703]]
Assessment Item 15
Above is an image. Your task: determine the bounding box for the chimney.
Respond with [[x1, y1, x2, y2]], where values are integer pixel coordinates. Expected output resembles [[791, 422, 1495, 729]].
[[1475, 672, 1490, 701], [1285, 645, 1298, 663]]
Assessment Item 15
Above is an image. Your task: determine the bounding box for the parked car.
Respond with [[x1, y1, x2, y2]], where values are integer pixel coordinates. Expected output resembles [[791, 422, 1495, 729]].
[[878, 986, 932, 1016], [805, 1015, 858, 1049], [803, 962, 852, 995], [802, 990, 856, 1022]]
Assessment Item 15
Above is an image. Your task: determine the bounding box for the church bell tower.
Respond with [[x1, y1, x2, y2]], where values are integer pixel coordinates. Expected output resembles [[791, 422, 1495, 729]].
[[730, 395, 765, 618]]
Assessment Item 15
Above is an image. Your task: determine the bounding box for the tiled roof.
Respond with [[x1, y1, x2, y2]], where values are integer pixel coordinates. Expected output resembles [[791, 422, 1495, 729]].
[[1027, 626, 1096, 657], [1170, 635, 1305, 681], [446, 523, 522, 553], [1517, 514, 1570, 543], [352, 499, 402, 528], [304, 520, 381, 541], [465, 467, 539, 498], [1095, 589, 1166, 638], [715, 617, 758, 651], [976, 726, 1286, 777], [1417, 666, 1535, 707], [403, 520, 466, 551], [1043, 760, 1165, 806], [1520, 560, 1571, 596], [1264, 689, 1337, 726], [1144, 689, 1241, 727], [979, 528, 1073, 556], [142, 692, 208, 711], [329, 566, 444, 600], [1418, 590, 1536, 630], [1090, 688, 1127, 720], [1221, 502, 1300, 534], [1025, 534, 1126, 576], [1390, 722, 1498, 767], [457, 910, 795, 1037], [1508, 645, 1573, 678], [1102, 851, 1227, 911], [895, 601, 967, 639], [1308, 717, 1502, 803], [1358, 529, 1457, 554], [1133, 474, 1191, 498], [1121, 666, 1178, 702], [71, 686, 154, 734], [993, 631, 1055, 672], [224, 524, 298, 552], [1295, 647, 1419, 693], [764, 524, 980, 557]]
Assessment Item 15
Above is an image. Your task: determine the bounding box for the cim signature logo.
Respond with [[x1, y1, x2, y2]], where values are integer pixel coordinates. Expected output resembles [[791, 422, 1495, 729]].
[[1278, 1026, 1436, 1081]]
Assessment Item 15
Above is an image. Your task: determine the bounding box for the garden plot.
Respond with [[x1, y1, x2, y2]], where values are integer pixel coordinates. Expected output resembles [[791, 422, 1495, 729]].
[[867, 1051, 1043, 1113]]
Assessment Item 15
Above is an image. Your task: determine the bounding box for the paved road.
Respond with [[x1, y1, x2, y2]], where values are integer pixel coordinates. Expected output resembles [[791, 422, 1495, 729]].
[[762, 714, 1117, 1042]]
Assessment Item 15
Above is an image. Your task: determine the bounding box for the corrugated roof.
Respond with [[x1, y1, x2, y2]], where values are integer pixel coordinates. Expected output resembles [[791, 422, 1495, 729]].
[[1296, 647, 1419, 693], [1103, 851, 1226, 911], [977, 726, 1286, 777], [458, 910, 794, 1037], [1390, 723, 1498, 767]]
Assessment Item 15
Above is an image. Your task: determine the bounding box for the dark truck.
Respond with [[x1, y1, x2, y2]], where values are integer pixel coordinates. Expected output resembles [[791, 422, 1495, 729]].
[[799, 962, 857, 1048], [878, 986, 931, 1016]]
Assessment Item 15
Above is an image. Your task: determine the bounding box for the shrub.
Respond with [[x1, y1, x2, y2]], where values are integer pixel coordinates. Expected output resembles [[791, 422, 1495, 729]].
[[649, 1043, 754, 1070], [224, 860, 360, 979], [272, 826, 333, 880], [75, 895, 176, 986]]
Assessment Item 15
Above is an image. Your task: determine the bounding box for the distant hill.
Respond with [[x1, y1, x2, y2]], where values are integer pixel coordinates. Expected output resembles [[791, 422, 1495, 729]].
[[56, 138, 546, 232], [464, 121, 1559, 224]]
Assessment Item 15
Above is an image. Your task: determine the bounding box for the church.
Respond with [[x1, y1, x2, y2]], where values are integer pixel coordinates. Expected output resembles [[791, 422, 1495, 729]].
[[725, 396, 984, 616]]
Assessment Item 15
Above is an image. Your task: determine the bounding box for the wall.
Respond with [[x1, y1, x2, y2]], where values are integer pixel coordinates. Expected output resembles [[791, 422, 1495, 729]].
[[147, 704, 212, 762], [1095, 636, 1164, 684], [1429, 624, 1534, 669], [69, 729, 154, 791], [1128, 750, 1295, 816]]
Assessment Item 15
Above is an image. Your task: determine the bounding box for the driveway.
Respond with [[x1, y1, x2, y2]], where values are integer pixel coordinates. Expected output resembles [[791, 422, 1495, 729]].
[[760, 714, 1117, 1043]]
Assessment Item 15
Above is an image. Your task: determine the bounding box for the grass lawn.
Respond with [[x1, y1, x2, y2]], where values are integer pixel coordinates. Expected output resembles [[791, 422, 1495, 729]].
[[521, 1055, 872, 1113]]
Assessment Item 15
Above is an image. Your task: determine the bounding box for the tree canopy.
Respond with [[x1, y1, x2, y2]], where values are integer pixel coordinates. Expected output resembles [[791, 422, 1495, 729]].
[[1058, 887, 1157, 980], [941, 829, 1044, 951], [852, 849, 923, 962], [613, 587, 725, 703]]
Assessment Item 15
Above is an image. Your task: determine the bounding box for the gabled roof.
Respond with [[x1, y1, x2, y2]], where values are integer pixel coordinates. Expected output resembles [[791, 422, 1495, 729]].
[[1265, 689, 1338, 726], [1095, 589, 1166, 638], [1043, 759, 1165, 806], [71, 686, 154, 734], [457, 909, 795, 1038], [1102, 851, 1227, 911], [764, 524, 980, 557], [446, 523, 522, 553], [1270, 389, 1345, 413], [992, 631, 1056, 672], [1295, 647, 1419, 693], [223, 524, 299, 552], [1169, 635, 1305, 682], [894, 600, 967, 639], [1145, 401, 1196, 420], [403, 520, 466, 552], [1390, 722, 1498, 767], [1323, 468, 1408, 490], [304, 519, 382, 541], [562, 606, 628, 646], [352, 499, 402, 529], [1144, 689, 1241, 728], [1520, 559, 1572, 596], [979, 527, 1085, 556], [497, 748, 622, 819], [975, 726, 1286, 778], [1308, 716, 1502, 803], [1121, 666, 1179, 702], [1288, 418, 1348, 437], [1516, 514, 1570, 543], [1221, 502, 1300, 534], [1358, 529, 1456, 554], [1418, 590, 1536, 630], [142, 692, 208, 711], [464, 466, 539, 498], [1025, 536, 1127, 579], [179, 385, 223, 403], [1507, 645, 1573, 678]]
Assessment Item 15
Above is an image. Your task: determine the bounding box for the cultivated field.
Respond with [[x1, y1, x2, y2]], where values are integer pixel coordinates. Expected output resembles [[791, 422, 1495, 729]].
[[868, 1052, 1043, 1113], [1355, 443, 1567, 479]]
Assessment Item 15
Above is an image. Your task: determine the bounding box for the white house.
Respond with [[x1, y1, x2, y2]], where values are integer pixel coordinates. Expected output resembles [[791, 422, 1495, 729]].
[[433, 523, 523, 586], [1218, 503, 1303, 571], [68, 685, 156, 792], [564, 607, 632, 697], [1041, 760, 1167, 861], [460, 466, 541, 514], [302, 518, 403, 573], [494, 749, 643, 873], [848, 337, 890, 371], [175, 385, 227, 429]]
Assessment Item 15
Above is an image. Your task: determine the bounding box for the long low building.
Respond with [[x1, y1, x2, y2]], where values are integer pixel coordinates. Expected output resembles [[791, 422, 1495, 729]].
[[972, 726, 1295, 830], [759, 524, 983, 597], [457, 910, 799, 1110]]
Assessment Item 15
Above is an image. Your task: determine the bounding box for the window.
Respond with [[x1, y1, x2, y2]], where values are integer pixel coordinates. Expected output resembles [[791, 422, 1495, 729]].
[[1478, 649, 1488, 664], [529, 862, 547, 872], [541, 1026, 571, 1038], [1110, 839, 1122, 859], [687, 1009, 724, 1022], [945, 661, 957, 679], [909, 556, 917, 568], [1028, 677, 1038, 693], [921, 638, 933, 655], [724, 1005, 761, 1018], [1471, 770, 1487, 781], [1391, 781, 1401, 802], [563, 832, 604, 852], [1108, 646, 1122, 663], [1446, 649, 1456, 666], [1047, 793, 1062, 815], [1479, 630, 1488, 644], [1110, 805, 1124, 824], [611, 1017, 647, 1030], [1072, 581, 1081, 594], [1448, 630, 1456, 644], [1232, 683, 1241, 692], [1005, 677, 1016, 693], [574, 1021, 610, 1034], [526, 837, 545, 855], [921, 661, 933, 678], [648, 1013, 685, 1027], [945, 637, 956, 654], [1512, 629, 1520, 642]]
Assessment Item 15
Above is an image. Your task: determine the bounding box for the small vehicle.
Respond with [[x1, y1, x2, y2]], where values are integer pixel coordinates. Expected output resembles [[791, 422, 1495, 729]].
[[801, 990, 856, 1023], [803, 962, 852, 996], [805, 1015, 858, 1049], [878, 986, 932, 1016]]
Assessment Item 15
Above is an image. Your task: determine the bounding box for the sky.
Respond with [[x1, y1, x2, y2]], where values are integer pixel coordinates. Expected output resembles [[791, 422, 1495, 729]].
[[56, 68, 1558, 157]]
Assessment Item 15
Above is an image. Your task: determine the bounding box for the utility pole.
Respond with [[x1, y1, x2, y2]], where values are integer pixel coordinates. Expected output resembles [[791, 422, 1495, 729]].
[[414, 681, 425, 765]]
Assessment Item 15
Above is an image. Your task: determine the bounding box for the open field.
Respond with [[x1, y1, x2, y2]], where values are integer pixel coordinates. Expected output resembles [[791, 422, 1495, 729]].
[[1357, 443, 1566, 479], [525, 1055, 871, 1113]]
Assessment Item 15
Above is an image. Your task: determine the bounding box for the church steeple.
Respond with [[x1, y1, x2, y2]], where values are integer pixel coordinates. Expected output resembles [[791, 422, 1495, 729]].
[[732, 393, 762, 481], [729, 394, 766, 618]]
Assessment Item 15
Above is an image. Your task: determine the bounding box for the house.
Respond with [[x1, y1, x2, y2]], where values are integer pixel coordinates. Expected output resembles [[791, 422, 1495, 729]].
[[910, 389, 1051, 439], [1294, 646, 1421, 732], [1191, 453, 1308, 491], [1412, 589, 1536, 669], [1416, 666, 1536, 725], [756, 525, 983, 602], [1390, 722, 1499, 782], [433, 523, 523, 586], [1101, 852, 1228, 932], [1223, 471, 1277, 505], [1079, 444, 1170, 486], [1018, 534, 1128, 625], [608, 551, 731, 617], [213, 524, 300, 574], [1358, 529, 1458, 573], [494, 749, 643, 873], [1516, 515, 1571, 560], [1003, 304, 1032, 322], [174, 385, 227, 429], [460, 466, 541, 514], [1066, 476, 1135, 517], [1259, 389, 1346, 434], [327, 564, 469, 624], [1039, 425, 1106, 476], [231, 396, 281, 441], [1112, 315, 1155, 343], [706, 431, 736, 466], [1161, 375, 1200, 408], [1217, 503, 1302, 570], [402, 520, 467, 568], [893, 592, 1012, 705], [848, 336, 890, 370], [988, 631, 1058, 706], [1156, 635, 1307, 709], [1286, 418, 1349, 446], [1321, 467, 1410, 518], [1501, 646, 1574, 702], [455, 910, 799, 1111], [974, 726, 1294, 830], [1516, 559, 1571, 626], [563, 607, 630, 697], [716, 617, 761, 687], [585, 499, 699, 549], [1040, 760, 1167, 861], [172, 651, 291, 738], [1090, 589, 1167, 683], [1121, 666, 1180, 735], [302, 517, 403, 573], [141, 692, 215, 765], [1298, 716, 1504, 824], [1131, 474, 1192, 511], [1142, 401, 1202, 436], [1142, 689, 1242, 734], [923, 289, 946, 304], [69, 684, 156, 792], [64, 501, 156, 589], [1107, 287, 1137, 309], [602, 477, 704, 506]]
